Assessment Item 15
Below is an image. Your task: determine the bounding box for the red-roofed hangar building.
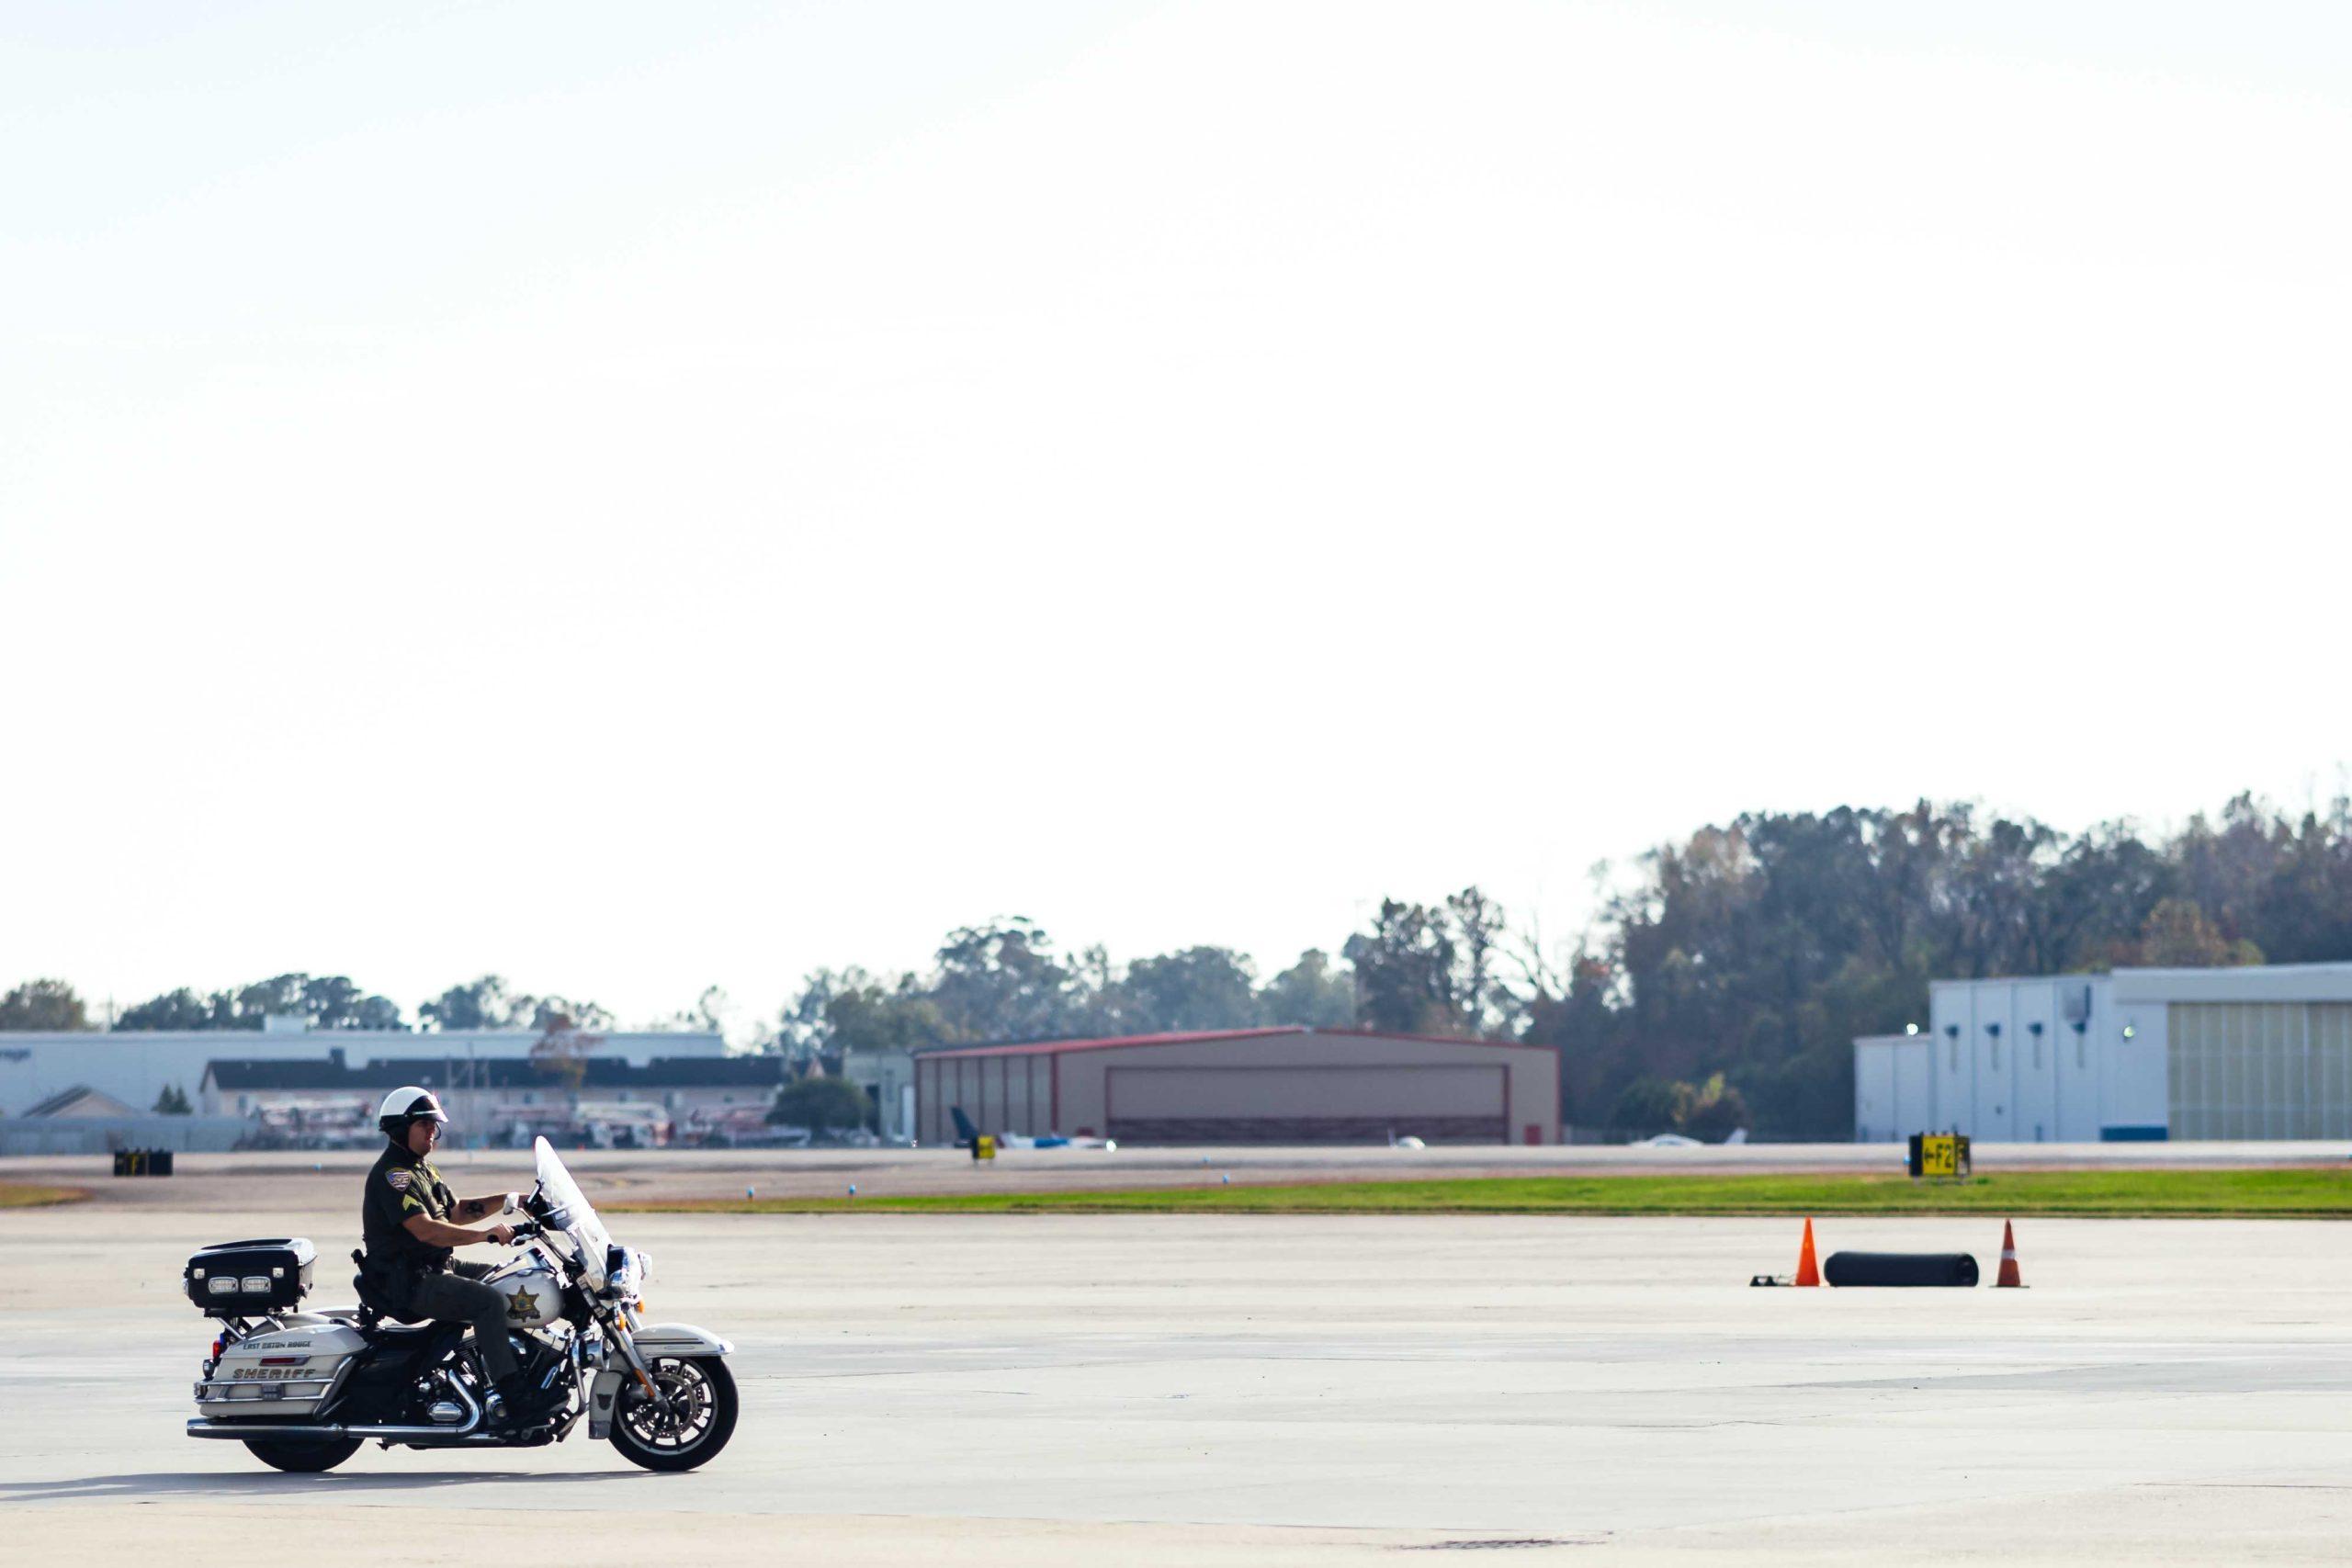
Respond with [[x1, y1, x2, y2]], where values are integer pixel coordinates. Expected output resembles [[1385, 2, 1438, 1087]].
[[914, 1028, 1560, 1146]]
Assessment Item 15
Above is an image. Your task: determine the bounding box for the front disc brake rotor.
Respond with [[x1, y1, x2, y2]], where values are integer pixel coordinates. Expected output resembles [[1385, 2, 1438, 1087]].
[[623, 1363, 708, 1444]]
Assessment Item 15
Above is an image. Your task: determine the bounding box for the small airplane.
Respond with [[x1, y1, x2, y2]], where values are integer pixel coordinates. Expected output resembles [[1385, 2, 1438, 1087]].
[[949, 1107, 1115, 1152], [1630, 1128, 1749, 1149]]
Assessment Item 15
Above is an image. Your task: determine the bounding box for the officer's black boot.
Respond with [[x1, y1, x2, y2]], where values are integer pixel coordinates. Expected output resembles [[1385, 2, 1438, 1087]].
[[491, 1373, 541, 1432]]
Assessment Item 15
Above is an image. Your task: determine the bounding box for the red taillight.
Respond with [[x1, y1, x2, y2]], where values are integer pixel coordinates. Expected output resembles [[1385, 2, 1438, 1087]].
[[209, 1337, 224, 1359]]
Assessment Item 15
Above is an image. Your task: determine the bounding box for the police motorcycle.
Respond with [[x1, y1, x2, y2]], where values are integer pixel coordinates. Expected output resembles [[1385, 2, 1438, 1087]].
[[185, 1135, 738, 1473]]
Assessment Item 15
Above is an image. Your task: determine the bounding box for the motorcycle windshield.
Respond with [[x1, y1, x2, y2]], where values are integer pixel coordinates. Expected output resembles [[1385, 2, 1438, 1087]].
[[533, 1136, 616, 1291]]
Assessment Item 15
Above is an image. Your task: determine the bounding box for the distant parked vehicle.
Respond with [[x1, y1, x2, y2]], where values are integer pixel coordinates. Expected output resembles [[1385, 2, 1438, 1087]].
[[700, 1125, 811, 1150], [676, 1106, 797, 1149]]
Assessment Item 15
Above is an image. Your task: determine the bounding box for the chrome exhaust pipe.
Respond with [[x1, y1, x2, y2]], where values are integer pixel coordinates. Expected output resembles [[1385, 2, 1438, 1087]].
[[189, 1419, 474, 1440]]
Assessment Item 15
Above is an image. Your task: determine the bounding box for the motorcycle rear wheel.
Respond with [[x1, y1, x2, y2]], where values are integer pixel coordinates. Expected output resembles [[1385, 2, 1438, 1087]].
[[609, 1356, 737, 1472], [243, 1437, 362, 1473]]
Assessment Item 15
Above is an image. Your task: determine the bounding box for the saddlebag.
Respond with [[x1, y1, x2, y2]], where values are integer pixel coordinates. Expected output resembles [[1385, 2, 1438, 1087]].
[[197, 1320, 365, 1421], [186, 1237, 317, 1316]]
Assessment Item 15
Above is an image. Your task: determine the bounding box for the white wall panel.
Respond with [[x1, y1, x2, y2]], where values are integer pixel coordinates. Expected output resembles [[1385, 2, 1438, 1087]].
[[1854, 1040, 1895, 1142], [2052, 978, 2100, 1140], [1971, 984, 2016, 1140], [1929, 987, 1973, 1135], [2013, 982, 2058, 1143]]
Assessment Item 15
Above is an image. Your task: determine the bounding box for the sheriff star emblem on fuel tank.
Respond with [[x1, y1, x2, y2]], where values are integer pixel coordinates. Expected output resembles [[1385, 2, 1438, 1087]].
[[505, 1287, 539, 1320]]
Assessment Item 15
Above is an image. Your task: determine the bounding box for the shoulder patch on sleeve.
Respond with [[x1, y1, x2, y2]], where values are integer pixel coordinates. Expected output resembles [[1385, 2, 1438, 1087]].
[[387, 1168, 411, 1191]]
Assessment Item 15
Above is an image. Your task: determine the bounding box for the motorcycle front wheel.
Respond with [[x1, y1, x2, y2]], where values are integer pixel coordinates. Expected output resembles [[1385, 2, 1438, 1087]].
[[608, 1355, 738, 1472], [243, 1437, 362, 1473]]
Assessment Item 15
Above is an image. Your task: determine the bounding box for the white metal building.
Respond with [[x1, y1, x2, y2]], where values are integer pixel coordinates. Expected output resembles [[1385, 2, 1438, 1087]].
[[1854, 962, 2352, 1143], [0, 1027, 726, 1123]]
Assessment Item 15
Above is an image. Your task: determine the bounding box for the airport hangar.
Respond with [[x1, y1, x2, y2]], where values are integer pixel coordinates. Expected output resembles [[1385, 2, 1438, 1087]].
[[913, 1026, 1562, 1145], [1854, 960, 2352, 1143]]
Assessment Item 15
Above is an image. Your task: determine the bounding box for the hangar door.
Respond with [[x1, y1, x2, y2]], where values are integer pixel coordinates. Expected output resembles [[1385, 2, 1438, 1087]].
[[1105, 1064, 1508, 1145]]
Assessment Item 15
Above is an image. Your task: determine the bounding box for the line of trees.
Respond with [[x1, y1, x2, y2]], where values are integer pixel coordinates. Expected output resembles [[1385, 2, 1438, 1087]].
[[0, 973, 621, 1037], [768, 929, 1358, 1071], [12, 793, 2352, 1138]]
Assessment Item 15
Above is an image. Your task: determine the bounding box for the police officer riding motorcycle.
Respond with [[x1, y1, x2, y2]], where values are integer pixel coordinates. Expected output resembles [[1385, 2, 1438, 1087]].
[[360, 1087, 552, 1431], [184, 1099, 739, 1474]]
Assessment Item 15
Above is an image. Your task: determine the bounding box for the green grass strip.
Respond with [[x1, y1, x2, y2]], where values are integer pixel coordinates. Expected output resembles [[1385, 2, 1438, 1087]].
[[0, 1181, 89, 1208], [608, 1168, 2352, 1218]]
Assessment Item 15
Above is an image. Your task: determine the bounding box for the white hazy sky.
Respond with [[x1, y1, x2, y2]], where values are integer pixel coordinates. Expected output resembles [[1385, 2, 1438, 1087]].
[[3, 3, 2346, 1034]]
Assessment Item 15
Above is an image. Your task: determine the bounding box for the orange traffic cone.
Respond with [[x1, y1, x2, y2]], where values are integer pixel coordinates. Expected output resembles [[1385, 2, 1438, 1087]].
[[1793, 1217, 1821, 1287], [1995, 1221, 2023, 1287]]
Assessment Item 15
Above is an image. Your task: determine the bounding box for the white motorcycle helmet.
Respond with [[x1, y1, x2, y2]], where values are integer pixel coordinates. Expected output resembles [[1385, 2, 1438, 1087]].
[[377, 1086, 449, 1140]]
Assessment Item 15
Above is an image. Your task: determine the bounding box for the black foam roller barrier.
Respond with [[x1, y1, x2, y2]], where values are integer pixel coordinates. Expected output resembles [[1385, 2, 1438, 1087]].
[[1822, 1250, 1979, 1287]]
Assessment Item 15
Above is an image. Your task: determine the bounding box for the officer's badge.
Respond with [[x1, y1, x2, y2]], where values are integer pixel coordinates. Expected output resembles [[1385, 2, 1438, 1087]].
[[388, 1169, 411, 1191]]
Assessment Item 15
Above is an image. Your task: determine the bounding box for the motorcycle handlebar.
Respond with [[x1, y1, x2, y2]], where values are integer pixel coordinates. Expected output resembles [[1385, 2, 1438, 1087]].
[[505, 1222, 542, 1242]]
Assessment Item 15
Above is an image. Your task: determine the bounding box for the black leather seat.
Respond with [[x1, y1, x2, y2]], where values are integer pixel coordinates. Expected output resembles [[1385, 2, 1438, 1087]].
[[363, 1321, 452, 1346]]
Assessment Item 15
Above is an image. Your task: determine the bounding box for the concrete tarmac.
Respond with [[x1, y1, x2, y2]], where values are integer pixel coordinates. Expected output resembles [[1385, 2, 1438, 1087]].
[[5, 1190, 2351, 1564]]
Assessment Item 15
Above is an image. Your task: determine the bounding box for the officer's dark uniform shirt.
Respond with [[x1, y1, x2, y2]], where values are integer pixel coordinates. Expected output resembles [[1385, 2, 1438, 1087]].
[[362, 1141, 457, 1276]]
